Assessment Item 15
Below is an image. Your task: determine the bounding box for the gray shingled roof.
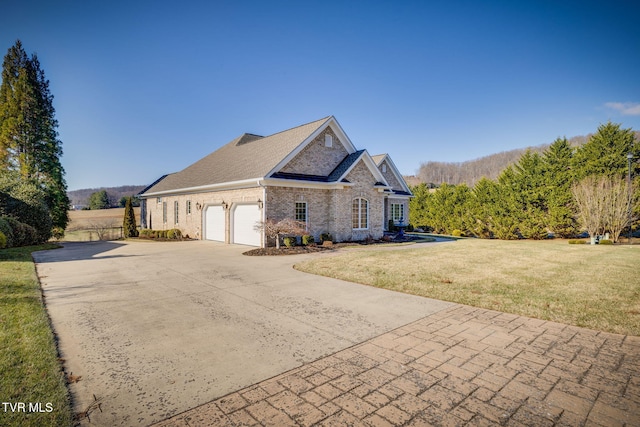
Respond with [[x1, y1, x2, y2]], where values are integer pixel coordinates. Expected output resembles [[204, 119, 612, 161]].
[[142, 117, 331, 194]]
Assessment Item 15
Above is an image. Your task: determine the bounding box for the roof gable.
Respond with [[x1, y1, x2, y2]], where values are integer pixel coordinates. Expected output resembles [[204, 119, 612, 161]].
[[372, 153, 413, 195], [267, 116, 357, 177]]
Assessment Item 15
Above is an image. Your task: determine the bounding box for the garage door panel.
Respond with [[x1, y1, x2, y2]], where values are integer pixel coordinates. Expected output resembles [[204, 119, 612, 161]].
[[205, 206, 225, 241], [233, 204, 261, 246]]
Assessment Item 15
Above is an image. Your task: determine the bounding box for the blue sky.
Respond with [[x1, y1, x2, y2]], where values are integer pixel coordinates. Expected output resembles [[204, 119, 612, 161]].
[[2, 0, 639, 190]]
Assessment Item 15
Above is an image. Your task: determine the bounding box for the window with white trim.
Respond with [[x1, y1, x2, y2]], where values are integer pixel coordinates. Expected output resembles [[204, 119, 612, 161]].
[[186, 200, 191, 215], [162, 202, 167, 224], [295, 202, 307, 225], [174, 201, 179, 224], [391, 203, 404, 223], [352, 198, 368, 229]]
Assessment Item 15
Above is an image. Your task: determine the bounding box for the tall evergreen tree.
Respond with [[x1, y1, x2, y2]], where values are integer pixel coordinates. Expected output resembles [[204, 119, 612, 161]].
[[123, 197, 138, 238], [573, 121, 640, 179], [542, 138, 577, 237], [0, 40, 69, 231]]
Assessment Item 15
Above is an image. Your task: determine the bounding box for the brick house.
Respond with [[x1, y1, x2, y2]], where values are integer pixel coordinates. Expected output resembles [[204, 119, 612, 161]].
[[138, 116, 412, 247]]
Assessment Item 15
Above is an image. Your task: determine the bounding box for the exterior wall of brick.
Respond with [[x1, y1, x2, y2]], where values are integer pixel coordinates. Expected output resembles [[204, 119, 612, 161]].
[[264, 160, 385, 243], [144, 187, 263, 241], [340, 160, 385, 241], [265, 187, 331, 240], [279, 127, 349, 176], [379, 159, 404, 191]]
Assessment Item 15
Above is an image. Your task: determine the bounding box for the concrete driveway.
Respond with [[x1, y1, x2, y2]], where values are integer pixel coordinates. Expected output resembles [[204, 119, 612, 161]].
[[34, 240, 452, 426]]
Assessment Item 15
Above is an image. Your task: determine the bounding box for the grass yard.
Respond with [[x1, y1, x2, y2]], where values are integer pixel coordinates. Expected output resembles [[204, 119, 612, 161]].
[[295, 238, 640, 336], [0, 245, 73, 427]]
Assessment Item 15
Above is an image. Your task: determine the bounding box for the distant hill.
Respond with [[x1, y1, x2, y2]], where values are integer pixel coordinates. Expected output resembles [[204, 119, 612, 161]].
[[409, 134, 598, 187], [68, 185, 147, 208]]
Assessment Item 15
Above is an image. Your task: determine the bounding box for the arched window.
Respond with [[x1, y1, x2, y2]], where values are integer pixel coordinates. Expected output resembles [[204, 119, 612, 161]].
[[352, 198, 368, 230]]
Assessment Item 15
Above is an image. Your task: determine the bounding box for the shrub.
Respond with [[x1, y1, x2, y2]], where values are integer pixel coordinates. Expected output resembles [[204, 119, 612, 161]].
[[302, 235, 314, 245], [320, 233, 333, 243], [599, 239, 614, 245], [568, 239, 587, 244], [388, 220, 396, 232], [4, 217, 39, 247], [0, 231, 6, 248], [283, 236, 296, 247], [451, 229, 464, 237], [51, 226, 65, 240], [167, 229, 182, 240], [0, 217, 14, 248]]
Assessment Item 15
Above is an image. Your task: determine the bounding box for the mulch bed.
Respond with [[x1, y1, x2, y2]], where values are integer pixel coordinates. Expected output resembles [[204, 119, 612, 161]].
[[243, 245, 334, 256], [243, 235, 424, 256]]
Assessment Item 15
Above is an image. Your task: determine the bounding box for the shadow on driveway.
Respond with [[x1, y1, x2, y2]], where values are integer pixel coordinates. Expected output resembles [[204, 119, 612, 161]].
[[33, 241, 138, 263]]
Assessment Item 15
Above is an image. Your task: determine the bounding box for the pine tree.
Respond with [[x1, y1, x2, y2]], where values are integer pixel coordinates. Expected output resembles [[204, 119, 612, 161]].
[[573, 122, 640, 179], [0, 40, 69, 232], [88, 190, 111, 210], [542, 138, 577, 237], [123, 197, 139, 238]]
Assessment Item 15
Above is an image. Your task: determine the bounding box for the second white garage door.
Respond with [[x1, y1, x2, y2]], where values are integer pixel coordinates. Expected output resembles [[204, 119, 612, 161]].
[[232, 204, 261, 246]]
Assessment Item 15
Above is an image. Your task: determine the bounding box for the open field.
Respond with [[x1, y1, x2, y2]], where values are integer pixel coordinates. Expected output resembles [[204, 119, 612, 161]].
[[0, 245, 73, 426], [64, 208, 141, 241], [295, 238, 640, 336]]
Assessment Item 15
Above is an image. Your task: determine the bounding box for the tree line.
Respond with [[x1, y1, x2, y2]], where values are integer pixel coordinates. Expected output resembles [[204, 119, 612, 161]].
[[409, 122, 639, 242], [0, 40, 69, 246]]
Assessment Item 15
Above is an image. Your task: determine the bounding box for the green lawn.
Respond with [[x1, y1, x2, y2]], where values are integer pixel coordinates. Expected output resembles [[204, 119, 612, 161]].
[[0, 245, 73, 427], [295, 239, 640, 336]]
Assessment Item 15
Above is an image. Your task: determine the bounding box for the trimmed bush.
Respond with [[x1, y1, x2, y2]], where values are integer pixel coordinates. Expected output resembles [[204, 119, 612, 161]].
[[0, 217, 14, 248], [4, 217, 39, 247], [302, 235, 314, 245], [0, 231, 6, 249], [599, 239, 614, 245], [568, 239, 587, 244], [167, 229, 182, 240], [452, 229, 464, 237], [283, 236, 296, 247]]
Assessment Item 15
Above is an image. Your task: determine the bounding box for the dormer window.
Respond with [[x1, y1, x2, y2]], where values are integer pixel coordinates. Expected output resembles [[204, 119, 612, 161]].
[[325, 134, 333, 147], [382, 164, 387, 173]]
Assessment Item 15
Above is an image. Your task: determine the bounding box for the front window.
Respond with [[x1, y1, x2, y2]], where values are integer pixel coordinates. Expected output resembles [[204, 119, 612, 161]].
[[352, 198, 368, 229], [162, 202, 167, 224], [174, 201, 179, 224], [295, 202, 307, 226], [391, 203, 404, 223], [186, 200, 191, 215]]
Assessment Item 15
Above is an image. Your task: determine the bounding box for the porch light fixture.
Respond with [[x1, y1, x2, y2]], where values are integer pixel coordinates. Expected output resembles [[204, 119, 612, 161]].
[[221, 201, 228, 210], [257, 199, 263, 209], [196, 202, 202, 210]]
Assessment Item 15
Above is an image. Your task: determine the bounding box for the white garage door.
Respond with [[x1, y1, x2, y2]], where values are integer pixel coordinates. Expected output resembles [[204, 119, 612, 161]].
[[233, 204, 261, 246], [204, 205, 225, 241]]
